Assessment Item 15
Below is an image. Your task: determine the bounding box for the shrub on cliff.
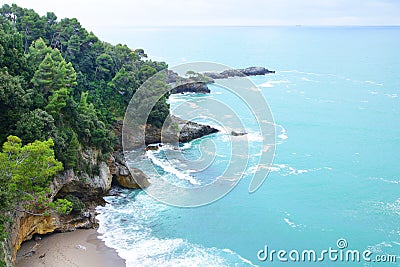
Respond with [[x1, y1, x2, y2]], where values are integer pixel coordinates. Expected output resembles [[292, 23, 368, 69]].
[[0, 136, 73, 242]]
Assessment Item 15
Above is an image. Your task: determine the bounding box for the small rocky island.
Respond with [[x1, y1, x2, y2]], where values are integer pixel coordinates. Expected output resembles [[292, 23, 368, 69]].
[[168, 66, 275, 94], [204, 66, 275, 79]]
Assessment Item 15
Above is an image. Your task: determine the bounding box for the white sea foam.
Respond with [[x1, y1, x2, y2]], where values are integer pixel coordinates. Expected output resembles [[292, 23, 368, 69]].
[[147, 151, 201, 185], [372, 199, 400, 217], [368, 241, 395, 254], [278, 134, 288, 140], [365, 80, 384, 86], [258, 80, 290, 88], [96, 191, 257, 267], [385, 93, 398, 99], [301, 77, 314, 82], [284, 218, 297, 228], [267, 163, 332, 177], [247, 132, 264, 142], [275, 124, 288, 143], [369, 177, 400, 185]]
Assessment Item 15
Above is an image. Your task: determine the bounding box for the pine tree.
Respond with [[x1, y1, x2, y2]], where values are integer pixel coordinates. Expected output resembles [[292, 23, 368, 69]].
[[32, 53, 55, 97]]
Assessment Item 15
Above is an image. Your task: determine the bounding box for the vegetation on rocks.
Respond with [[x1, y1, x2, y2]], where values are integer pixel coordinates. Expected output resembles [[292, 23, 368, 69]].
[[0, 4, 170, 265]]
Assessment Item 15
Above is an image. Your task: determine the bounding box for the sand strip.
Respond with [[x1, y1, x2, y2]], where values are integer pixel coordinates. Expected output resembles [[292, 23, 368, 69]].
[[16, 229, 125, 267]]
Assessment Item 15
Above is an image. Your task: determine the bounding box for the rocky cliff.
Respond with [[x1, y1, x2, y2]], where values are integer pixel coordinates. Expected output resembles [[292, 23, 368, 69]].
[[5, 145, 151, 265]]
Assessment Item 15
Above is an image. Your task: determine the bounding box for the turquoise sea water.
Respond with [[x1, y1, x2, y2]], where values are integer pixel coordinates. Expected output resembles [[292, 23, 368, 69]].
[[96, 27, 400, 266]]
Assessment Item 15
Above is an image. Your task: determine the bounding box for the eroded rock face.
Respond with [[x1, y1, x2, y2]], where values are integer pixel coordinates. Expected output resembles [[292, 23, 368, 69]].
[[8, 148, 112, 263], [54, 163, 112, 202], [9, 210, 96, 261], [115, 168, 150, 189], [110, 152, 150, 189]]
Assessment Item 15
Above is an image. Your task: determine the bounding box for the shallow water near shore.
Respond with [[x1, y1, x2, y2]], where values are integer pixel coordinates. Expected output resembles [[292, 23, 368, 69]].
[[97, 26, 400, 266]]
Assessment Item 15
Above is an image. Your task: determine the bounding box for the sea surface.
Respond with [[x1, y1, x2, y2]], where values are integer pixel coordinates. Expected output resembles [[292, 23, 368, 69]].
[[96, 26, 400, 266]]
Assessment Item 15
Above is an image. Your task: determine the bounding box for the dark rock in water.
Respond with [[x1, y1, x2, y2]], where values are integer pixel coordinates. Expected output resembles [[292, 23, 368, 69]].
[[203, 72, 227, 79], [172, 81, 210, 94], [146, 144, 159, 151], [240, 66, 275, 76], [204, 66, 275, 79], [167, 67, 274, 94], [144, 115, 218, 145], [220, 69, 247, 78], [231, 130, 247, 136], [178, 118, 219, 143]]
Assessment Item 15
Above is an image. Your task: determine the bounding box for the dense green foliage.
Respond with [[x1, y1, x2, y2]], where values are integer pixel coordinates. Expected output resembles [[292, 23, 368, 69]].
[[0, 3, 169, 162], [0, 136, 71, 238], [0, 4, 170, 261]]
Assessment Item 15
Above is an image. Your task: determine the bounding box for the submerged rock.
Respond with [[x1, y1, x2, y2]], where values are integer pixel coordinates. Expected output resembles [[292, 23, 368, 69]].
[[231, 130, 248, 136]]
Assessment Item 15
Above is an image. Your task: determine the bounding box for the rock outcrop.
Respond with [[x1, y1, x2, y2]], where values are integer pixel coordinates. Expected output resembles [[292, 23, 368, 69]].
[[110, 151, 150, 189], [144, 115, 219, 145], [231, 130, 247, 136], [9, 208, 96, 261], [204, 67, 275, 79], [172, 82, 210, 94], [166, 66, 274, 95], [114, 168, 150, 189], [54, 165, 111, 202]]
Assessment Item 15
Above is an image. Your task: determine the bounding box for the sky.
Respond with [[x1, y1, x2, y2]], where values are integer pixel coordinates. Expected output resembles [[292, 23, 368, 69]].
[[2, 0, 400, 33]]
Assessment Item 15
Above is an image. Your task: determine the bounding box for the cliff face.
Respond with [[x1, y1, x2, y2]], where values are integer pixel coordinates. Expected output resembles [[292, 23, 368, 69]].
[[8, 206, 97, 262], [110, 151, 150, 189], [6, 146, 148, 264]]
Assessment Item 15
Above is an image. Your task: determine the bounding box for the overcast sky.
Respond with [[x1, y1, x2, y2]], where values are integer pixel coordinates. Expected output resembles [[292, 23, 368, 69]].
[[3, 0, 400, 33]]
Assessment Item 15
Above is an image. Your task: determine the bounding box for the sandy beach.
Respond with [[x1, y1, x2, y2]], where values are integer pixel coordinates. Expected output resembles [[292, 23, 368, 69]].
[[16, 229, 125, 267]]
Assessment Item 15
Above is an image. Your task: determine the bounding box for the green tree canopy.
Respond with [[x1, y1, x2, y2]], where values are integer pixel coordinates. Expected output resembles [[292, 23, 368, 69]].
[[0, 136, 70, 229], [15, 109, 57, 144], [0, 70, 29, 142]]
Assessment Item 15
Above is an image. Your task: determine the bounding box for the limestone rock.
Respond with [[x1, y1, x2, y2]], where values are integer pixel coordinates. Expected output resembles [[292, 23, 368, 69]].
[[115, 168, 150, 189], [110, 152, 150, 189]]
